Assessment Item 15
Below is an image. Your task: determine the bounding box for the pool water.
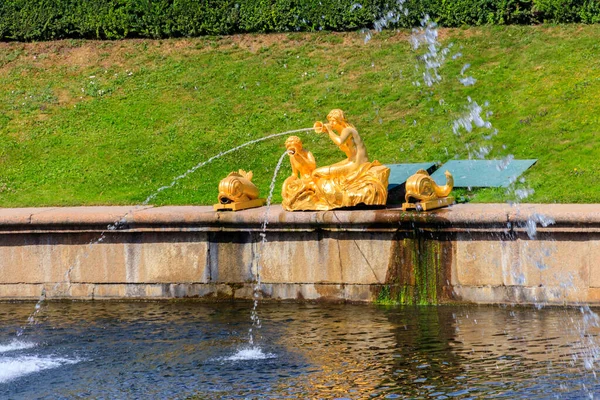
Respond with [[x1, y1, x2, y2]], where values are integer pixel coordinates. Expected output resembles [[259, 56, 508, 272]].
[[0, 301, 599, 399]]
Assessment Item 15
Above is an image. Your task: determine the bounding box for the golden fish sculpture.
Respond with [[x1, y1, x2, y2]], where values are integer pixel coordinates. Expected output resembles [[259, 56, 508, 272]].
[[214, 170, 266, 211], [402, 169, 455, 211]]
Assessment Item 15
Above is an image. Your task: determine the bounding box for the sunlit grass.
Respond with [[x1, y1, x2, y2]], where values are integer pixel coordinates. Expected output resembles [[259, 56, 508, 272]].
[[0, 25, 599, 207]]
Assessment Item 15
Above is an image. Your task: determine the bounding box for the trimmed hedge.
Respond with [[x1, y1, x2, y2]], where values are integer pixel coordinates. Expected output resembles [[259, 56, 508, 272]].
[[1, 0, 600, 41]]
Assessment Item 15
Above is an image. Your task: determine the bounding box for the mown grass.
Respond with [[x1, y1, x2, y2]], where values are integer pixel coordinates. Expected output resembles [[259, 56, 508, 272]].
[[0, 25, 599, 207]]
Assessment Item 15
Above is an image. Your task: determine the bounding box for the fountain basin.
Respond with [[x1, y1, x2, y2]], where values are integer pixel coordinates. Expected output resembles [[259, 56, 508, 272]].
[[3, 301, 600, 398], [0, 204, 599, 304]]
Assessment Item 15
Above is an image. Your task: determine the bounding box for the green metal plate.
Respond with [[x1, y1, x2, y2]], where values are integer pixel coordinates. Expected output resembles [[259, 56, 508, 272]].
[[385, 163, 437, 191], [431, 159, 537, 188]]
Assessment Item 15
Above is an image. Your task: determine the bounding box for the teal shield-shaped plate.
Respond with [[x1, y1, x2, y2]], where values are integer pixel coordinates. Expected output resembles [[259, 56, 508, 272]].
[[386, 162, 438, 191], [431, 159, 537, 188]]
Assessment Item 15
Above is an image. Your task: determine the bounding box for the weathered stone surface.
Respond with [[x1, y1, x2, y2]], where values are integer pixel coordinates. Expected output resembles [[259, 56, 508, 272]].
[[0, 205, 599, 304], [0, 208, 58, 227], [0, 284, 45, 299], [259, 231, 393, 284], [93, 284, 127, 298], [122, 233, 208, 283], [131, 206, 216, 226], [453, 236, 508, 287], [588, 239, 600, 288], [66, 283, 95, 298], [29, 206, 147, 227], [208, 232, 256, 283], [517, 238, 588, 290], [2, 204, 600, 230]]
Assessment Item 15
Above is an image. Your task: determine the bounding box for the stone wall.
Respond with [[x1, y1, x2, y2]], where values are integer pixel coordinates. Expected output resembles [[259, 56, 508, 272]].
[[0, 204, 599, 304]]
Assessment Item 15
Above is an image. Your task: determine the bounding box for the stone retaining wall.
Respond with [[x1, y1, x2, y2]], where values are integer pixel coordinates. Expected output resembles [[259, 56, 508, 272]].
[[0, 204, 599, 304]]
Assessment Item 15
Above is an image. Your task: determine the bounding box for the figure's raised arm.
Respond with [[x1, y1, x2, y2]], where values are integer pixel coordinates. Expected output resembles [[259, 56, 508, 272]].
[[323, 124, 343, 146], [335, 126, 357, 145]]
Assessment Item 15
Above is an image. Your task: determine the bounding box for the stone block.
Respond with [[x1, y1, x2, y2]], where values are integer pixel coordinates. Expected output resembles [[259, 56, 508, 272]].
[[518, 239, 588, 292], [123, 232, 208, 284], [588, 239, 600, 288], [209, 232, 255, 283], [260, 232, 324, 283], [233, 284, 255, 300], [0, 235, 54, 283], [0, 284, 44, 299], [585, 288, 600, 303], [335, 232, 393, 284], [313, 283, 344, 300], [215, 284, 234, 299], [258, 231, 393, 285], [296, 284, 322, 300], [94, 284, 126, 298], [68, 283, 95, 298], [68, 239, 127, 283], [144, 284, 165, 298], [343, 284, 375, 302], [454, 237, 506, 286]]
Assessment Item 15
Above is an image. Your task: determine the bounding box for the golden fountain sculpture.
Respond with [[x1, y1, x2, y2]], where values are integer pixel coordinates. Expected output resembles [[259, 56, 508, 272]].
[[282, 109, 390, 211], [214, 170, 266, 211], [402, 169, 455, 211]]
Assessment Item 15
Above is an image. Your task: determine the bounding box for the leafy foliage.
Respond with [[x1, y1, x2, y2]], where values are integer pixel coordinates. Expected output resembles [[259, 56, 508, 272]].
[[2, 0, 600, 41]]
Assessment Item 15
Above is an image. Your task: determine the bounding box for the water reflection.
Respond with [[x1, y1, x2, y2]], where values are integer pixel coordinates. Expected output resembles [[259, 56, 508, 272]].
[[0, 302, 599, 398], [381, 306, 600, 398]]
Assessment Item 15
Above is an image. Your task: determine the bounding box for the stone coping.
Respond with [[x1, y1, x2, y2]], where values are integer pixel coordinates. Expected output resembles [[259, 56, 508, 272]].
[[0, 204, 599, 232]]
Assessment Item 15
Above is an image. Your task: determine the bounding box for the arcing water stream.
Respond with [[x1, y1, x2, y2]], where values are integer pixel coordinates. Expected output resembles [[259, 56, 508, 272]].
[[15, 127, 313, 341], [141, 128, 313, 206]]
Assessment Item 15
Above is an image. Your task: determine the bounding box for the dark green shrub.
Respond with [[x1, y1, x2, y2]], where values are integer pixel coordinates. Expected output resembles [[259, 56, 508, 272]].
[[533, 0, 600, 23], [2, 0, 600, 41]]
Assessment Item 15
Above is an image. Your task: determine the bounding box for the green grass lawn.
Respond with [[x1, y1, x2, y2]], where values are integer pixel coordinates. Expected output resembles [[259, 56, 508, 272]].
[[0, 25, 599, 207]]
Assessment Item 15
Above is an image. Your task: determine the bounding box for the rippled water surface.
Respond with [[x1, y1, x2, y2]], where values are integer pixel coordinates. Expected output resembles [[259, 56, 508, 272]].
[[1, 301, 600, 399]]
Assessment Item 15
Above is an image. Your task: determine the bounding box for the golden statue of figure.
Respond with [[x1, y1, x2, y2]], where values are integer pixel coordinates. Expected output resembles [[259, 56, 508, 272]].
[[282, 109, 390, 211], [402, 169, 454, 211], [284, 136, 316, 180], [282, 136, 318, 207], [214, 170, 266, 211]]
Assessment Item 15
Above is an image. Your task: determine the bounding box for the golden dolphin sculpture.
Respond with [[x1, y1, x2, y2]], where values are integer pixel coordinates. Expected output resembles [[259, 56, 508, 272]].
[[214, 170, 266, 211], [403, 169, 454, 211]]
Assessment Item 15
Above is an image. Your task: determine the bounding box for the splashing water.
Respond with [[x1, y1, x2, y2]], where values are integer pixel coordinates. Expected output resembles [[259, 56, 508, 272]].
[[0, 356, 82, 384], [451, 98, 494, 137], [459, 63, 477, 86], [525, 213, 556, 239], [409, 16, 502, 170], [405, 11, 598, 385], [407, 13, 597, 377], [0, 340, 36, 353], [362, 0, 408, 44], [511, 187, 535, 202], [249, 150, 290, 347], [221, 347, 277, 362], [577, 306, 600, 371], [16, 288, 46, 336], [497, 154, 514, 170], [459, 76, 477, 86], [410, 15, 453, 87]]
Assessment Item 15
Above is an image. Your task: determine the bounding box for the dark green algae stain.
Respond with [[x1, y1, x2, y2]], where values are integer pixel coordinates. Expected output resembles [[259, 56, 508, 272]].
[[376, 229, 451, 306]]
